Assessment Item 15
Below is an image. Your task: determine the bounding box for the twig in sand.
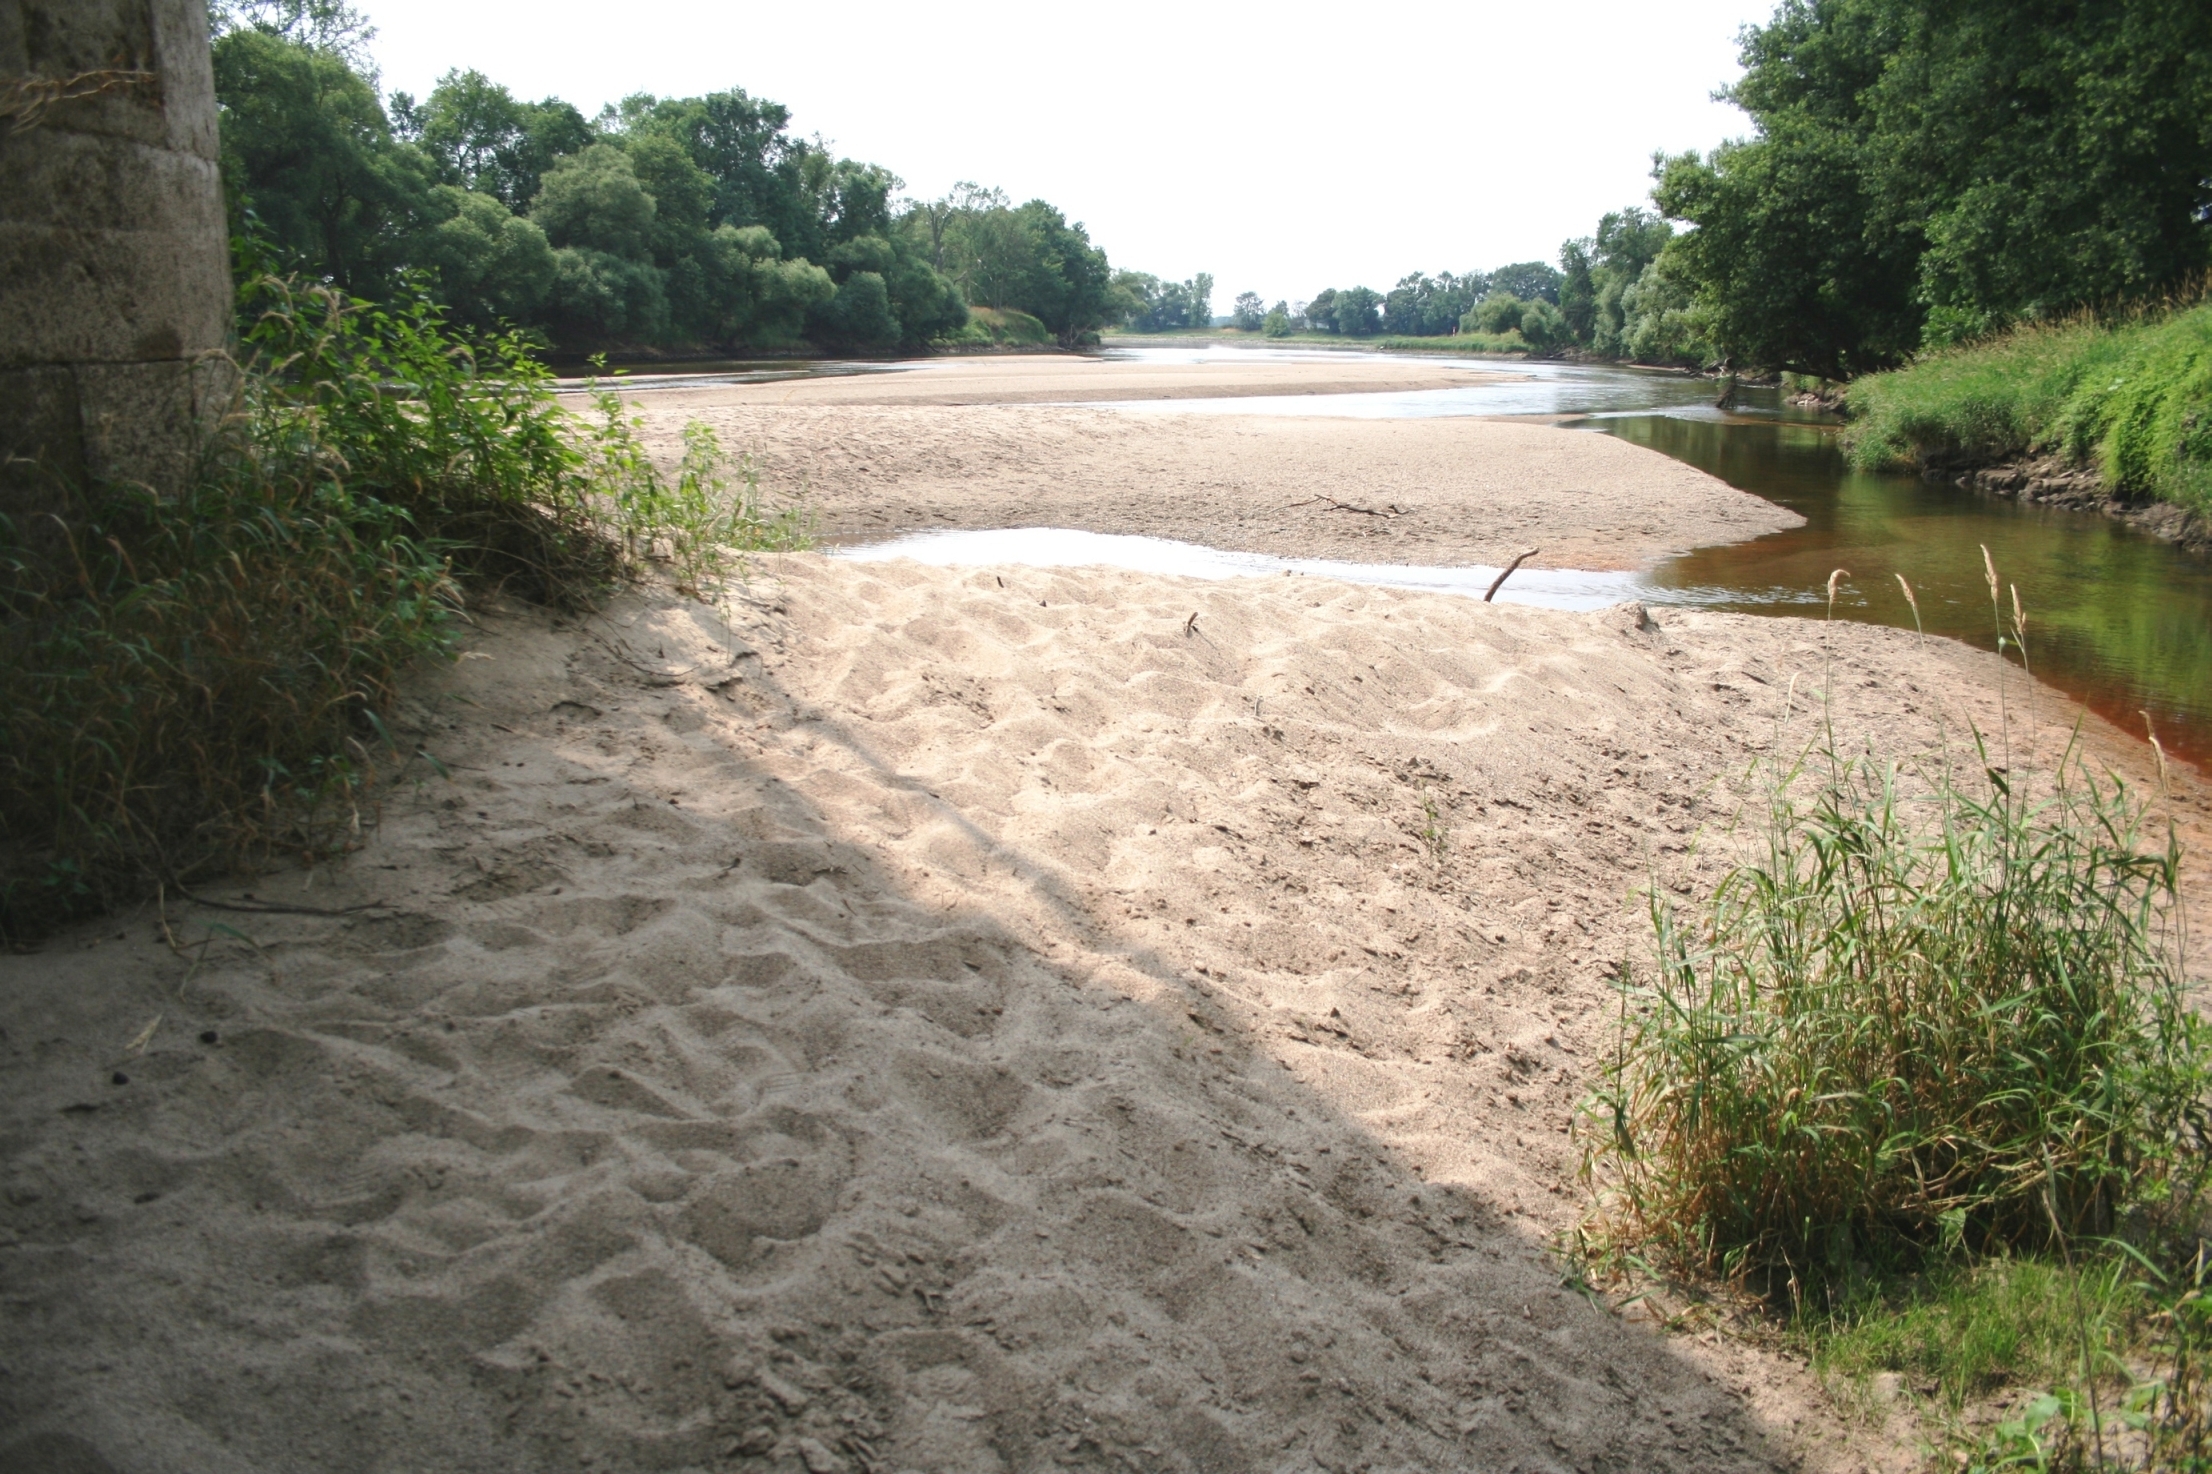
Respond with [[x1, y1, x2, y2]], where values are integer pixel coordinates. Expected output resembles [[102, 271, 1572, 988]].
[[1183, 611, 1200, 636], [1484, 549, 1540, 602], [1287, 495, 1407, 518], [124, 1015, 162, 1056], [172, 886, 392, 918]]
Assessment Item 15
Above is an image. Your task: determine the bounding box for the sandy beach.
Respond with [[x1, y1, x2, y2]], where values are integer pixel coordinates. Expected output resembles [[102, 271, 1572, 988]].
[[6, 356, 2205, 1473]]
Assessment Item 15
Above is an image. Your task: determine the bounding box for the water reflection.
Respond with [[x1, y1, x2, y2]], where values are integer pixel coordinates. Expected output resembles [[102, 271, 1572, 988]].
[[1593, 414, 2212, 770], [1093, 352, 1729, 420]]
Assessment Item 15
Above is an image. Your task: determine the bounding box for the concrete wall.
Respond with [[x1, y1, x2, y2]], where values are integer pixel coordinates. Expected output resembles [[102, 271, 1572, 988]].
[[0, 0, 234, 501]]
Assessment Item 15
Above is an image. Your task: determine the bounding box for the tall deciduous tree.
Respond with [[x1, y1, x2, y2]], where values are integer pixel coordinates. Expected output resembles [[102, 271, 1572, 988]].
[[1658, 0, 2212, 372]]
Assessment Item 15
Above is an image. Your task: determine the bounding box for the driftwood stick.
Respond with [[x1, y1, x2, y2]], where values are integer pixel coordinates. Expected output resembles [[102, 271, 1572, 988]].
[[1484, 548, 1540, 602]]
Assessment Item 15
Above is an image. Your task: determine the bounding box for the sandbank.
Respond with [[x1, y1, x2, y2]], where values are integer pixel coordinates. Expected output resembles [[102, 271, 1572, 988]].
[[627, 402, 1803, 571], [612, 351, 1515, 408], [7, 552, 2204, 1472]]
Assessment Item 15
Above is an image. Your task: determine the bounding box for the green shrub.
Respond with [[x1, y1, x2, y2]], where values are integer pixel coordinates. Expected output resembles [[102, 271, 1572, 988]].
[[940, 305, 1051, 347], [1846, 301, 2212, 514], [1372, 332, 1527, 354], [1581, 715, 2209, 1292], [0, 272, 804, 939]]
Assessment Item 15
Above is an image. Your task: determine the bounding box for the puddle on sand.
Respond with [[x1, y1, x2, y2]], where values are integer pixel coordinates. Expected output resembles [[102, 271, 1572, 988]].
[[829, 527, 1639, 611]]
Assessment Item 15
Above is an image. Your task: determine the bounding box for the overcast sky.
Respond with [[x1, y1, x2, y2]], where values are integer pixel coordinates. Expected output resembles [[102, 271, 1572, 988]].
[[352, 0, 1776, 308]]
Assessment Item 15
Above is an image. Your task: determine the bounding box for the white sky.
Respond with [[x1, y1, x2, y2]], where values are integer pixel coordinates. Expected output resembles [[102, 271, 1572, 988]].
[[353, 0, 1774, 309]]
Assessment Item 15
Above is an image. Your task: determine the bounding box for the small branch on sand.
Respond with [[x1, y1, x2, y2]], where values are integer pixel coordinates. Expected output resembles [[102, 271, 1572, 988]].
[[1484, 549, 1540, 602], [1286, 496, 1409, 518], [1183, 611, 1200, 636]]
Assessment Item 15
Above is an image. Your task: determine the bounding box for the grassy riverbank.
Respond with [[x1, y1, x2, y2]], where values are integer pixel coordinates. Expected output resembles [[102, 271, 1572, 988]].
[[1845, 302, 2212, 515]]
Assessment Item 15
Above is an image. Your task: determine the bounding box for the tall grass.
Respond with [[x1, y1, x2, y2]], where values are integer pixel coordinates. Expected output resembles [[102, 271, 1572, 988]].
[[1845, 300, 2212, 516], [1574, 556, 2212, 1465], [1580, 552, 2208, 1293], [0, 272, 803, 939], [1583, 728, 2206, 1292]]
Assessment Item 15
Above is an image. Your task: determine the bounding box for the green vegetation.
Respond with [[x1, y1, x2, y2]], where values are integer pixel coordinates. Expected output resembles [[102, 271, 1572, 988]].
[[1576, 559, 2212, 1463], [1812, 1257, 2139, 1408], [0, 267, 803, 939], [1113, 271, 1213, 333], [1584, 732, 2203, 1286], [1653, 0, 2212, 375], [1845, 303, 2212, 517], [1805, 1253, 2212, 1470], [1206, 240, 1703, 365], [942, 305, 1052, 348], [208, 4, 1121, 353]]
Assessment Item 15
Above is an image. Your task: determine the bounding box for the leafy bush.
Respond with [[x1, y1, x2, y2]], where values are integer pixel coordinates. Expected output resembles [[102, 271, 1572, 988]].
[[942, 305, 1051, 347], [0, 272, 804, 939], [1582, 714, 2208, 1291], [1846, 301, 2212, 515]]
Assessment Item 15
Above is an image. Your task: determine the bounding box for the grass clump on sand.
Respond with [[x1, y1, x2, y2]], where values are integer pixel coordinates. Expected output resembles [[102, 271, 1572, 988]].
[[1845, 300, 2212, 516], [1576, 560, 2212, 1466], [1582, 731, 2203, 1283], [0, 272, 803, 940]]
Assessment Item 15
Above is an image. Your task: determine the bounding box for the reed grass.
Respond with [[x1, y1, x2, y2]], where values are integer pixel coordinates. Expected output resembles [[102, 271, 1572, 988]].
[[0, 272, 805, 939], [1573, 554, 2212, 1467], [1582, 726, 2204, 1290]]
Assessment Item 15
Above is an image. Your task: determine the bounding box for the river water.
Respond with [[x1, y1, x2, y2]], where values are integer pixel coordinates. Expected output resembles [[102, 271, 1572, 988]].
[[636, 345, 2212, 771]]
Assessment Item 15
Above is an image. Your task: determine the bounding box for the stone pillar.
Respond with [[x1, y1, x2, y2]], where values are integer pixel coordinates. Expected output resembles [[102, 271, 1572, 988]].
[[0, 0, 234, 503]]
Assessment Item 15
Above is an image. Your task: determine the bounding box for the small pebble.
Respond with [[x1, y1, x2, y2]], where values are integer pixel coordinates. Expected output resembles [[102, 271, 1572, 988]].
[[199, 1030, 220, 1045], [110, 1071, 129, 1086]]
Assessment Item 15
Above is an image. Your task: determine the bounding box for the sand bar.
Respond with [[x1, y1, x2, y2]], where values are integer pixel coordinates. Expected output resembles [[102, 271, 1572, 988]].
[[7, 553, 2205, 1471], [609, 349, 1517, 408], [628, 401, 1804, 571]]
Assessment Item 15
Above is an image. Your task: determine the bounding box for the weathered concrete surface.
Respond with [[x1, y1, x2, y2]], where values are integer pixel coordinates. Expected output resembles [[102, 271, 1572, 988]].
[[0, 0, 234, 498]]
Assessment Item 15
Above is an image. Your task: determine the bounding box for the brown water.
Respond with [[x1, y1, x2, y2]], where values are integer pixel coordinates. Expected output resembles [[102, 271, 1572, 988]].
[[1585, 407, 2212, 773]]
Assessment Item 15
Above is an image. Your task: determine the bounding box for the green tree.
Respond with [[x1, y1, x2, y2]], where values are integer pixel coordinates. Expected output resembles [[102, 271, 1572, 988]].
[[1558, 243, 1597, 342], [1658, 0, 2212, 371], [1263, 303, 1292, 338], [1486, 261, 1562, 303], [1231, 291, 1265, 332], [1382, 272, 1486, 336], [406, 185, 556, 328], [391, 70, 594, 211], [545, 247, 668, 343], [531, 143, 656, 259], [1518, 299, 1569, 350], [1467, 293, 1527, 335], [212, 25, 424, 291], [1334, 285, 1381, 336]]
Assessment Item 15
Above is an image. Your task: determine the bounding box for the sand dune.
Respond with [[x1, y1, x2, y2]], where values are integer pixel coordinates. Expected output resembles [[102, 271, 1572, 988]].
[[14, 550, 2196, 1472]]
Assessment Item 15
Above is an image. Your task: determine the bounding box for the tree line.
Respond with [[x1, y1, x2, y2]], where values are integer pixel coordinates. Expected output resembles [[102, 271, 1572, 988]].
[[210, 2, 1127, 352], [1218, 0, 2209, 376], [1654, 0, 2211, 377]]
